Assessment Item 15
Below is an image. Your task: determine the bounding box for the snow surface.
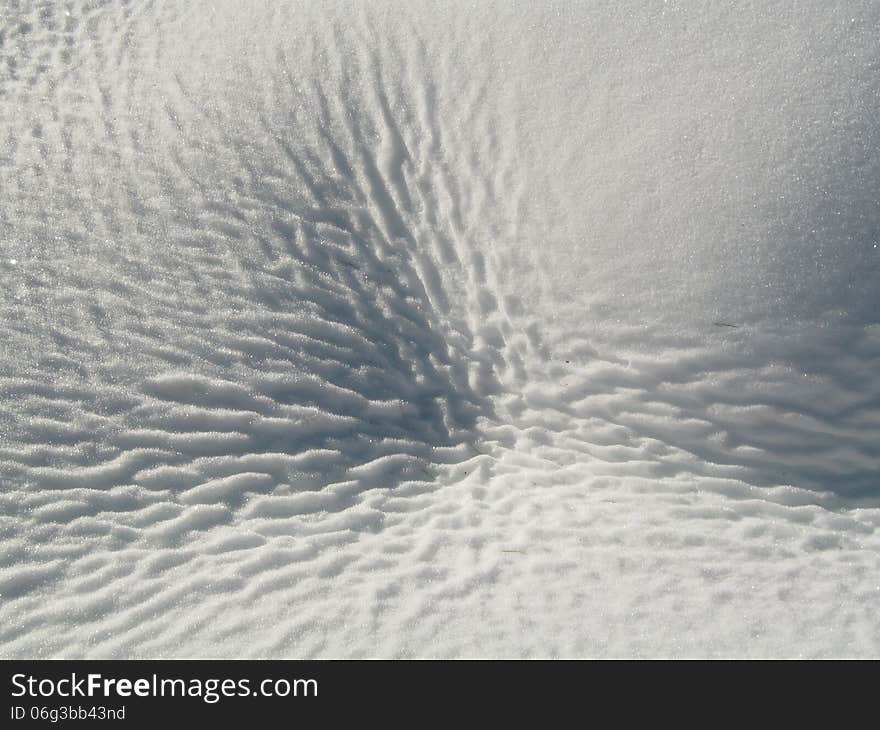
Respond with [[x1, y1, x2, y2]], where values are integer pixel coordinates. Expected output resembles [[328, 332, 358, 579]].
[[1, 0, 879, 657]]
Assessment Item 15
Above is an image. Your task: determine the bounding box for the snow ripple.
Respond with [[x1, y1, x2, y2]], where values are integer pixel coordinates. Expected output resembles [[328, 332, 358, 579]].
[[1, 1, 879, 657]]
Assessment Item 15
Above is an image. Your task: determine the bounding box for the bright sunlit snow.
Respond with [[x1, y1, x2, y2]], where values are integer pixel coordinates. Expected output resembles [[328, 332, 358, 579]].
[[1, 0, 879, 657]]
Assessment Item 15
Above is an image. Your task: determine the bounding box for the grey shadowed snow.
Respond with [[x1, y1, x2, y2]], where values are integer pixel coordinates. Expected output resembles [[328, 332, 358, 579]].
[[1, 1, 879, 657]]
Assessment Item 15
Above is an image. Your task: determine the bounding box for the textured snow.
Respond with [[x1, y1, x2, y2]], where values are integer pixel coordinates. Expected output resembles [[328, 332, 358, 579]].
[[1, 0, 879, 657]]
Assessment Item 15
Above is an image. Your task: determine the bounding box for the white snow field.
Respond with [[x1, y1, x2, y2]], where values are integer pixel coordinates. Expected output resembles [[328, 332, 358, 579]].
[[1, 0, 879, 657]]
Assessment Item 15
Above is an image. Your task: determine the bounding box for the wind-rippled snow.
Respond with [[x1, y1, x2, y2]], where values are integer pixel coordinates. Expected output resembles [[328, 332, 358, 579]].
[[1, 0, 879, 657]]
